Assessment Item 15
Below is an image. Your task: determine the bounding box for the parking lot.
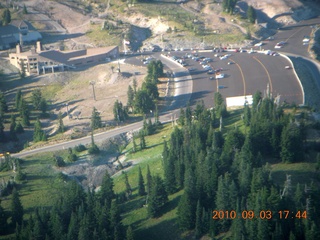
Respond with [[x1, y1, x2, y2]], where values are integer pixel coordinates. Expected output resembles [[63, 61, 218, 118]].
[[163, 49, 303, 108]]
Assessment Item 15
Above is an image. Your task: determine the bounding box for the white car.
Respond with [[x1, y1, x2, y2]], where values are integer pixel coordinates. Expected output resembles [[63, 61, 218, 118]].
[[216, 73, 225, 79], [274, 44, 283, 49], [220, 56, 227, 60], [254, 42, 263, 47]]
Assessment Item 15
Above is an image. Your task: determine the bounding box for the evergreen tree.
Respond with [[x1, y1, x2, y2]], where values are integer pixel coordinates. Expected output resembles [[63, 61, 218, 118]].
[[195, 200, 203, 238], [132, 135, 137, 153], [67, 212, 78, 240], [32, 89, 42, 110], [39, 98, 48, 115], [110, 201, 124, 240], [58, 112, 65, 133], [123, 171, 132, 199], [247, 5, 257, 24], [2, 8, 11, 25], [126, 225, 135, 240], [33, 119, 47, 142], [78, 214, 90, 240], [146, 165, 152, 195], [243, 103, 251, 126], [0, 91, 7, 117], [0, 202, 8, 235], [147, 175, 168, 218], [15, 90, 22, 110], [140, 132, 146, 150], [23, 4, 28, 14], [99, 171, 114, 208], [133, 90, 155, 114], [90, 107, 102, 130], [138, 166, 146, 196], [88, 132, 100, 154], [19, 98, 30, 126], [127, 85, 134, 109], [177, 191, 195, 230], [0, 116, 5, 142], [14, 121, 24, 134], [280, 123, 303, 163], [11, 188, 24, 226]]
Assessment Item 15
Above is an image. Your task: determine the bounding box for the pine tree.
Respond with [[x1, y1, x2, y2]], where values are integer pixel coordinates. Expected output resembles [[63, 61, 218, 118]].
[[23, 4, 28, 14], [146, 165, 152, 196], [147, 175, 168, 218], [140, 132, 146, 150], [110, 201, 124, 240], [2, 8, 11, 25], [15, 90, 22, 110], [195, 200, 203, 238], [11, 188, 24, 226], [32, 89, 42, 110], [138, 166, 146, 196], [78, 214, 90, 240], [127, 85, 134, 109], [126, 225, 135, 240], [0, 91, 7, 117], [0, 116, 6, 142], [19, 98, 30, 126], [58, 112, 65, 133], [33, 119, 47, 142], [247, 5, 257, 24], [177, 191, 195, 230], [100, 171, 114, 207], [0, 202, 8, 235], [88, 132, 100, 154], [132, 135, 137, 153], [67, 212, 78, 240], [123, 171, 132, 199], [90, 107, 102, 130]]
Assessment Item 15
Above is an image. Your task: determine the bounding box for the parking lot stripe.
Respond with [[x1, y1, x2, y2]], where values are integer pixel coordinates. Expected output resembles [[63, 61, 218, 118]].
[[231, 58, 246, 96], [253, 56, 273, 94]]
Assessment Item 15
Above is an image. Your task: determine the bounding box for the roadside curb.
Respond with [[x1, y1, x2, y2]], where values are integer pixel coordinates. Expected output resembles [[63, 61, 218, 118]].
[[279, 53, 305, 106]]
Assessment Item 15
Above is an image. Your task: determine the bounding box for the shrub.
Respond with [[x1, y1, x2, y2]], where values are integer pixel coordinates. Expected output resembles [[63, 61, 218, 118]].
[[74, 144, 86, 152]]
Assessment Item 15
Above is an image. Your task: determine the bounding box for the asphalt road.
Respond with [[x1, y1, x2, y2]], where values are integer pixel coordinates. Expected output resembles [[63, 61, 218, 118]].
[[12, 16, 320, 158], [169, 50, 303, 107], [12, 54, 193, 158]]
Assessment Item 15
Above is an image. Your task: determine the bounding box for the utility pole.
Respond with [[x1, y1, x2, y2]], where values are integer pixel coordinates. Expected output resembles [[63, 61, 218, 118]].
[[90, 81, 96, 101]]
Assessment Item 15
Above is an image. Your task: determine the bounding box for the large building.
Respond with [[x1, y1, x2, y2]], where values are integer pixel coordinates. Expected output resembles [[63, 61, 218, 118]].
[[0, 20, 42, 50], [9, 42, 119, 75]]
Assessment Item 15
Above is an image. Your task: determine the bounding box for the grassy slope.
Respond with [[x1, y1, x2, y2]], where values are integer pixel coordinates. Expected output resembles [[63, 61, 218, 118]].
[[1, 109, 319, 239]]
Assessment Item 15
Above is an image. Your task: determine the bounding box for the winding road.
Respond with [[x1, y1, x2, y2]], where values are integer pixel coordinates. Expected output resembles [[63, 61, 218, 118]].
[[11, 16, 320, 159]]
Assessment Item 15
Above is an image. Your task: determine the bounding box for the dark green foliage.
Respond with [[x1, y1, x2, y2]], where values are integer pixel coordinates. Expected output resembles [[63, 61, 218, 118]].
[[123, 171, 132, 199], [133, 90, 155, 114], [33, 119, 47, 142], [74, 144, 86, 152], [15, 169, 26, 181], [0, 91, 7, 117], [139, 131, 146, 150], [177, 191, 195, 230], [113, 100, 128, 122], [19, 98, 30, 126], [2, 8, 11, 25], [99, 171, 114, 207], [23, 4, 28, 14], [214, 92, 227, 118], [142, 80, 159, 100], [15, 90, 22, 110], [222, 0, 238, 14], [0, 202, 8, 234], [146, 165, 152, 195], [67, 148, 77, 162], [247, 5, 257, 23], [110, 201, 125, 240], [11, 188, 24, 226], [147, 175, 168, 218], [90, 107, 102, 130], [126, 225, 135, 240], [53, 155, 65, 167], [280, 123, 303, 163], [14, 121, 24, 134], [32, 89, 43, 110], [58, 112, 65, 133], [0, 116, 5, 142], [138, 166, 146, 196], [243, 103, 251, 126], [127, 85, 134, 109], [88, 133, 100, 154]]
